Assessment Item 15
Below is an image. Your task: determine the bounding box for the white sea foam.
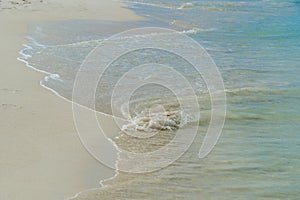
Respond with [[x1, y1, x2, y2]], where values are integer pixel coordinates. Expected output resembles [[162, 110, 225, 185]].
[[177, 2, 194, 10], [44, 74, 63, 82], [122, 110, 183, 133]]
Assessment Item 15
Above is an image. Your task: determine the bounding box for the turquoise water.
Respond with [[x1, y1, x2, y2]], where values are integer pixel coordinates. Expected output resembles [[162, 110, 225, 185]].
[[20, 0, 300, 199]]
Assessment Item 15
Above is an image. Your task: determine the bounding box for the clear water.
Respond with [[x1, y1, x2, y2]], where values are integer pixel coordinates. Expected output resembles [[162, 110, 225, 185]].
[[19, 0, 300, 199]]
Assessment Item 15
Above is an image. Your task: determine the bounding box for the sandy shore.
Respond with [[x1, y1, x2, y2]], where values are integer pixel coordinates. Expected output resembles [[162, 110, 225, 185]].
[[0, 1, 141, 200]]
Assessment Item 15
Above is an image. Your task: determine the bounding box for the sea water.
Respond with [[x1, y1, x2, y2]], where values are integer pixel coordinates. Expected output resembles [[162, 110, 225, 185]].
[[20, 0, 300, 199]]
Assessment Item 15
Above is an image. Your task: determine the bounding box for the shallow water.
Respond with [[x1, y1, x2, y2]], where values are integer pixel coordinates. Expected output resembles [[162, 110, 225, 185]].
[[20, 0, 300, 199]]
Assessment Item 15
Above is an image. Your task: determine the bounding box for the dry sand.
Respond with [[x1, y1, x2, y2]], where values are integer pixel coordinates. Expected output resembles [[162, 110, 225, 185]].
[[0, 0, 141, 199]]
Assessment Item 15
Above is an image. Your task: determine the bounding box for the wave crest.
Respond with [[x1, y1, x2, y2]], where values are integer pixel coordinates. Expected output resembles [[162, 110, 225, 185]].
[[121, 107, 188, 133], [177, 2, 194, 10]]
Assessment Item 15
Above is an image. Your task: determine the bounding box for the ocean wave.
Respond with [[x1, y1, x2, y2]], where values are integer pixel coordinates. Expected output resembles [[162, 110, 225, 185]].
[[177, 2, 194, 10], [170, 20, 216, 34], [121, 109, 185, 133], [44, 74, 63, 82], [179, 28, 202, 34], [225, 87, 285, 96]]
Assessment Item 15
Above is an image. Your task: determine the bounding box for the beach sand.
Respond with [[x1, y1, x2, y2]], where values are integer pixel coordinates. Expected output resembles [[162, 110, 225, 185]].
[[0, 1, 141, 199]]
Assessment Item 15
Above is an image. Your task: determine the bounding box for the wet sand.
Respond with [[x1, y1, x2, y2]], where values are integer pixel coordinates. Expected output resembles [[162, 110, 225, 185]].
[[0, 0, 141, 199]]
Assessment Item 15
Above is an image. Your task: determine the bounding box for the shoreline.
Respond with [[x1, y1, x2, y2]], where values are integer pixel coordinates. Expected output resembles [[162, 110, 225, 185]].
[[0, 1, 142, 200]]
